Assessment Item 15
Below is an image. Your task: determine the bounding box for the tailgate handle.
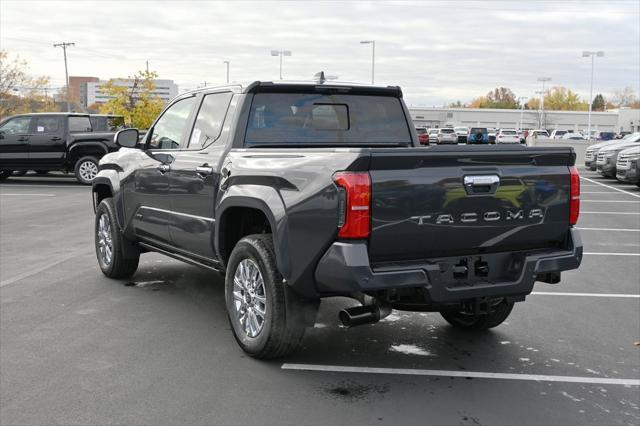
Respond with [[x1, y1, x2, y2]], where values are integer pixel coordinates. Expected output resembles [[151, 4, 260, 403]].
[[463, 175, 500, 195]]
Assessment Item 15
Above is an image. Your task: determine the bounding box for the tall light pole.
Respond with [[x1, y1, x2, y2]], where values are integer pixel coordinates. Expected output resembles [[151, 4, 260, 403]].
[[270, 50, 292, 80], [518, 96, 528, 131], [582, 50, 605, 140], [223, 61, 230, 84], [53, 41, 75, 112], [537, 77, 551, 130], [360, 40, 375, 84]]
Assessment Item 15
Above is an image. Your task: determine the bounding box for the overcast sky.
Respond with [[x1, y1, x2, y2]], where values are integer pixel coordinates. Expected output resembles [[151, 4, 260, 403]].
[[1, 0, 638, 106]]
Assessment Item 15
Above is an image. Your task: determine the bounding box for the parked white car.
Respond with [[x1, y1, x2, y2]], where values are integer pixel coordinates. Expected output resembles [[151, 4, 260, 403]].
[[428, 128, 439, 143], [550, 130, 568, 139], [454, 126, 469, 143], [495, 129, 520, 144], [436, 127, 458, 144]]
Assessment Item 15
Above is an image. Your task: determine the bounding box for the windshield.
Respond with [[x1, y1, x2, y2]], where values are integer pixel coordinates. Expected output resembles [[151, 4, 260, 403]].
[[245, 93, 412, 146], [501, 130, 516, 135], [440, 128, 455, 133], [470, 128, 487, 134]]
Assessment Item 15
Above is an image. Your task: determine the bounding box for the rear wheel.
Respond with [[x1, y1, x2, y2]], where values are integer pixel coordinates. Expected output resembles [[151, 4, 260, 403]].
[[95, 198, 139, 278], [440, 299, 514, 330], [0, 170, 12, 180], [75, 156, 99, 184], [225, 234, 307, 359]]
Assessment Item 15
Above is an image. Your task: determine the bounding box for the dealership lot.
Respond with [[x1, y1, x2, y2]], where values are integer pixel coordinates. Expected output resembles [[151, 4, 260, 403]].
[[1, 142, 639, 425]]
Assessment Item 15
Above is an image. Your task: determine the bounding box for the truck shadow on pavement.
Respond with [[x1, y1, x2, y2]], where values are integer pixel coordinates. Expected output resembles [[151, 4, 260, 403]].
[[128, 258, 550, 376]]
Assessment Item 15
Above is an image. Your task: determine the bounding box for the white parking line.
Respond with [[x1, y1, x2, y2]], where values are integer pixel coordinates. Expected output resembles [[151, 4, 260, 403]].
[[0, 249, 90, 287], [577, 227, 640, 232], [584, 252, 640, 256], [0, 193, 56, 197], [531, 292, 639, 298], [581, 211, 640, 215], [581, 177, 640, 198], [581, 191, 624, 194], [281, 364, 640, 386], [581, 200, 640, 203], [0, 184, 86, 189]]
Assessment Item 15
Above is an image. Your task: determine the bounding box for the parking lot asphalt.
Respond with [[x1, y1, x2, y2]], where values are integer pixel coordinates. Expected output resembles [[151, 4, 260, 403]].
[[1, 142, 639, 426]]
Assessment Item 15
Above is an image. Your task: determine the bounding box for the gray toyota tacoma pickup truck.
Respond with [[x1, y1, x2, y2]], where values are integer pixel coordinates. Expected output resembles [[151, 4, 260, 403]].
[[91, 80, 583, 359]]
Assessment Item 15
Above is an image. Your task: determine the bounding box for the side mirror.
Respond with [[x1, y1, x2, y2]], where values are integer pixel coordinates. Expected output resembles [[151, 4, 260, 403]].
[[114, 128, 139, 148]]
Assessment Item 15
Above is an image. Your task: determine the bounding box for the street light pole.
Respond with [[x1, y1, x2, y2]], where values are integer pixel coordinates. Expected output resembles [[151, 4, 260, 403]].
[[53, 41, 75, 112], [270, 50, 292, 80], [360, 40, 375, 84], [582, 50, 605, 140], [518, 96, 528, 131], [537, 77, 551, 130], [223, 61, 230, 84]]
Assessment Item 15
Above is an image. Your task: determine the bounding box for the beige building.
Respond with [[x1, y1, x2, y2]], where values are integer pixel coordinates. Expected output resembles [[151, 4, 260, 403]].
[[409, 107, 639, 133]]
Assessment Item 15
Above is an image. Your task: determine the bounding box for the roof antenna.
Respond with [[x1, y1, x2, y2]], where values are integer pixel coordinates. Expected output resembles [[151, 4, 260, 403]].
[[314, 71, 326, 84]]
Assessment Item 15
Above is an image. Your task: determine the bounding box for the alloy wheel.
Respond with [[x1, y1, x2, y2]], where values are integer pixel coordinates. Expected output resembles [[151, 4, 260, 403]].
[[232, 259, 267, 338]]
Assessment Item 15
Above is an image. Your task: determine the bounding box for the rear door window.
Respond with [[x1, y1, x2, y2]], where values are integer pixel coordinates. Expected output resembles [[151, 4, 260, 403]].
[[35, 116, 63, 134], [245, 93, 411, 146], [68, 116, 92, 133], [188, 92, 233, 149]]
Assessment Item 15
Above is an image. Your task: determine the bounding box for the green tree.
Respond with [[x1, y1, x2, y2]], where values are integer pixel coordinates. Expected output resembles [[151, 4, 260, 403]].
[[98, 70, 165, 128], [449, 100, 465, 108], [591, 94, 606, 111], [0, 50, 55, 118]]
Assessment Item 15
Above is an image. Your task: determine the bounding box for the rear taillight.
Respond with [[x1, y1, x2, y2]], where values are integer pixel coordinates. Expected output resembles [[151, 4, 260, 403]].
[[333, 172, 371, 239], [569, 166, 580, 225]]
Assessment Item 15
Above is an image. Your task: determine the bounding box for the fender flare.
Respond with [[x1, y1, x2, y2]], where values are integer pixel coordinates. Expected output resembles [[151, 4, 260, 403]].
[[68, 142, 109, 163], [92, 172, 125, 230], [215, 187, 290, 279]]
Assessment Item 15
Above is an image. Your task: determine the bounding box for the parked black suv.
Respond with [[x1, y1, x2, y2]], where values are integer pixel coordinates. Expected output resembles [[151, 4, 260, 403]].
[[0, 113, 120, 183], [91, 81, 582, 359]]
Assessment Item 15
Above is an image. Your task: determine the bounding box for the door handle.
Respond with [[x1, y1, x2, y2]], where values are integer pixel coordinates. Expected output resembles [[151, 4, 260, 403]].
[[17, 136, 29, 142], [157, 164, 171, 174], [50, 136, 62, 141], [195, 165, 214, 178]]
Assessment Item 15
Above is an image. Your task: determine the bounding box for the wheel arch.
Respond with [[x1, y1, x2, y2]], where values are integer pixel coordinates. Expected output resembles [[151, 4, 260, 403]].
[[67, 142, 108, 167], [216, 190, 290, 279]]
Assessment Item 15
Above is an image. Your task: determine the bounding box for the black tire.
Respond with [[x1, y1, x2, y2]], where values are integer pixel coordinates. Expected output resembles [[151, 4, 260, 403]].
[[225, 234, 306, 359], [34, 170, 48, 175], [0, 170, 12, 180], [440, 299, 514, 331], [74, 156, 100, 185], [13, 170, 27, 176], [95, 198, 139, 279]]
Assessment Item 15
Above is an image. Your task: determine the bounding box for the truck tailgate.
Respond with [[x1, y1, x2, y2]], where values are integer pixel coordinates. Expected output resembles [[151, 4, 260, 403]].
[[368, 146, 575, 263]]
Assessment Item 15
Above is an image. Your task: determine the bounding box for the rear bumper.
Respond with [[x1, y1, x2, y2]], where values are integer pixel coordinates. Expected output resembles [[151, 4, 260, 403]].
[[315, 229, 582, 304]]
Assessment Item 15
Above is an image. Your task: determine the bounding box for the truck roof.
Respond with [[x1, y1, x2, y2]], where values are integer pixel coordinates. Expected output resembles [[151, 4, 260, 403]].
[[181, 80, 403, 98]]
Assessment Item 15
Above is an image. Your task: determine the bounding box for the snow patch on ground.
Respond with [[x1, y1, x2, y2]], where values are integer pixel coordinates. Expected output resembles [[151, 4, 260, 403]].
[[389, 344, 432, 356]]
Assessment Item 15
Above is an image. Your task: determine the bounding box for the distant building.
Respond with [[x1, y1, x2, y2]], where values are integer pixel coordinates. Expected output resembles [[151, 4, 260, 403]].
[[69, 76, 179, 107], [68, 76, 99, 107], [409, 107, 640, 133]]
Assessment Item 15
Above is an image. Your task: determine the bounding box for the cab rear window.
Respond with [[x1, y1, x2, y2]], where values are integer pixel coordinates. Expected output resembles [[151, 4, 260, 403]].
[[245, 93, 412, 146]]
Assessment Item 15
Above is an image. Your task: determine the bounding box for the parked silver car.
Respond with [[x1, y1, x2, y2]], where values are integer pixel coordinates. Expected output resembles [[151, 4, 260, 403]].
[[586, 132, 640, 171], [616, 146, 640, 186], [596, 134, 640, 177]]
